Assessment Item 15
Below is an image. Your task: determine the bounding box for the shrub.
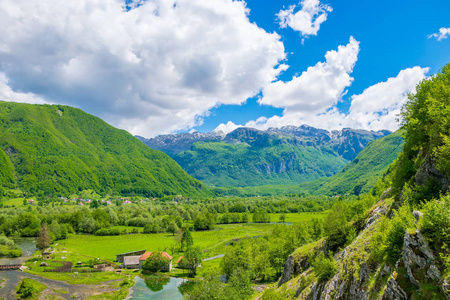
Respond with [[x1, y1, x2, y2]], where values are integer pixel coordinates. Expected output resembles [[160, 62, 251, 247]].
[[311, 253, 337, 281]]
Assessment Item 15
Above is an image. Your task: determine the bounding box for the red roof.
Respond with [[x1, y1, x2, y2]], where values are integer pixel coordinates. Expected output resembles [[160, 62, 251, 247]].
[[139, 251, 173, 261], [176, 256, 184, 263]]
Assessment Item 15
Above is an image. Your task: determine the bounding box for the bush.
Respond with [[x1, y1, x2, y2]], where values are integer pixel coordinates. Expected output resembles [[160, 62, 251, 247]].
[[421, 195, 450, 249], [311, 253, 337, 281], [95, 227, 121, 236]]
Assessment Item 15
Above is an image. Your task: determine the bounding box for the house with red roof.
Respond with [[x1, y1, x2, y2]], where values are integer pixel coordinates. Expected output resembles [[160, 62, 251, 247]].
[[138, 251, 173, 271]]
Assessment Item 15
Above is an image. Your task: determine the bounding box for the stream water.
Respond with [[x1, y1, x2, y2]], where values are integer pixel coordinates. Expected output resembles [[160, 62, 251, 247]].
[[127, 276, 196, 300], [0, 237, 37, 265]]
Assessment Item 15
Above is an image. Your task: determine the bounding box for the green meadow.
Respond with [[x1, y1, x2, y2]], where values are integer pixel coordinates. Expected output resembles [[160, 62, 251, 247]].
[[61, 223, 277, 262]]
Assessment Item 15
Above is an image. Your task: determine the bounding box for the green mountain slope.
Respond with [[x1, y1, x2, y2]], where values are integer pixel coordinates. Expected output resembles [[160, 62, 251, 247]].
[[0, 148, 15, 189], [213, 131, 404, 196], [175, 139, 349, 187], [0, 102, 211, 198], [298, 131, 404, 196], [143, 127, 390, 187]]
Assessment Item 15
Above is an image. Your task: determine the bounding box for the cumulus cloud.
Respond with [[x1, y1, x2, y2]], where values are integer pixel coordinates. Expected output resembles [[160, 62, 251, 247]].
[[0, 73, 48, 104], [0, 0, 286, 137], [277, 0, 332, 39], [213, 120, 241, 134], [215, 66, 429, 133], [428, 27, 450, 41], [260, 36, 360, 115]]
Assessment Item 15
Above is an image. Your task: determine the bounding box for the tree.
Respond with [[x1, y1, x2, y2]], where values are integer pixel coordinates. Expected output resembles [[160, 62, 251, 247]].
[[221, 243, 251, 279], [142, 252, 170, 273], [167, 220, 179, 236], [181, 229, 194, 251], [279, 213, 286, 223], [36, 223, 51, 258], [225, 268, 254, 300], [182, 246, 203, 277]]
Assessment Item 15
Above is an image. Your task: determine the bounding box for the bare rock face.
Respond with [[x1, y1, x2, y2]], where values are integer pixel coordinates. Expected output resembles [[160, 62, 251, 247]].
[[403, 229, 440, 288], [383, 276, 408, 300], [278, 255, 295, 286], [414, 154, 450, 192]]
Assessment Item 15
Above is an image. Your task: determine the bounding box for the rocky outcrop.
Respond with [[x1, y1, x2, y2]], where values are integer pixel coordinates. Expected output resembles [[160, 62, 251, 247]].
[[279, 255, 295, 286], [414, 154, 450, 193], [403, 230, 440, 288], [384, 276, 408, 300], [276, 194, 450, 300]]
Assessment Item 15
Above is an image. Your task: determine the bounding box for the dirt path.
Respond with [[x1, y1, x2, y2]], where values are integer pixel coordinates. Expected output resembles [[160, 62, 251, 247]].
[[0, 271, 124, 300]]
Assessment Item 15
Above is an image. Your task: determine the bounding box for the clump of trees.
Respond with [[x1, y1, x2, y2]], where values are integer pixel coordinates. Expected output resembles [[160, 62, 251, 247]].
[[142, 252, 170, 273]]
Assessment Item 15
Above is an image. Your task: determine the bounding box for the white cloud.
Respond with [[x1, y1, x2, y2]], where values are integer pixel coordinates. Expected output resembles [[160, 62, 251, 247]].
[[215, 66, 429, 133], [428, 27, 450, 41], [260, 36, 360, 115], [0, 73, 48, 104], [213, 121, 241, 134], [0, 0, 286, 137], [277, 0, 332, 39], [343, 66, 429, 130]]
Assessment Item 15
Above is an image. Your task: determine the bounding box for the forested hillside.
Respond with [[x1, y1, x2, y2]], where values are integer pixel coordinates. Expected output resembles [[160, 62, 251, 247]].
[[0, 102, 211, 198], [298, 131, 405, 196]]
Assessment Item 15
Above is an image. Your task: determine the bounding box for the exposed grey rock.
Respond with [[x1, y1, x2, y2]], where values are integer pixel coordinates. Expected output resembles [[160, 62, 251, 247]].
[[380, 264, 391, 277], [403, 229, 441, 289], [442, 279, 450, 299], [426, 264, 441, 281], [414, 154, 450, 192], [278, 255, 295, 286], [383, 277, 408, 300], [412, 210, 423, 224], [139, 125, 390, 160]]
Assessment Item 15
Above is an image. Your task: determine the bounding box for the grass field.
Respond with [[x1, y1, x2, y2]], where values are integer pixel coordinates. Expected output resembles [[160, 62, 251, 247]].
[[3, 197, 26, 207], [61, 223, 278, 262], [269, 212, 326, 223]]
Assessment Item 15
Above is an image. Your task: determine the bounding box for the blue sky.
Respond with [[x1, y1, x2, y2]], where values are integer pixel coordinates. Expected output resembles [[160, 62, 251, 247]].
[[0, 0, 449, 137], [195, 0, 450, 133]]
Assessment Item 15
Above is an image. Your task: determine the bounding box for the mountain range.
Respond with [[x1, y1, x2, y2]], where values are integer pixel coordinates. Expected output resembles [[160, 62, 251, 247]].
[[138, 126, 392, 187]]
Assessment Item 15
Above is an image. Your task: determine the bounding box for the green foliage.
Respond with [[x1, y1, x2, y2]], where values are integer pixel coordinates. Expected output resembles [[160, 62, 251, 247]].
[[181, 229, 194, 250], [311, 252, 337, 281], [183, 272, 227, 299], [175, 139, 349, 187], [142, 252, 170, 272], [193, 212, 215, 230], [16, 278, 47, 299], [421, 194, 450, 259], [180, 246, 203, 277], [36, 223, 51, 254], [221, 243, 251, 279], [95, 227, 121, 236], [0, 102, 211, 198], [391, 63, 450, 201], [369, 205, 415, 265], [0, 235, 22, 257], [252, 210, 270, 223]]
